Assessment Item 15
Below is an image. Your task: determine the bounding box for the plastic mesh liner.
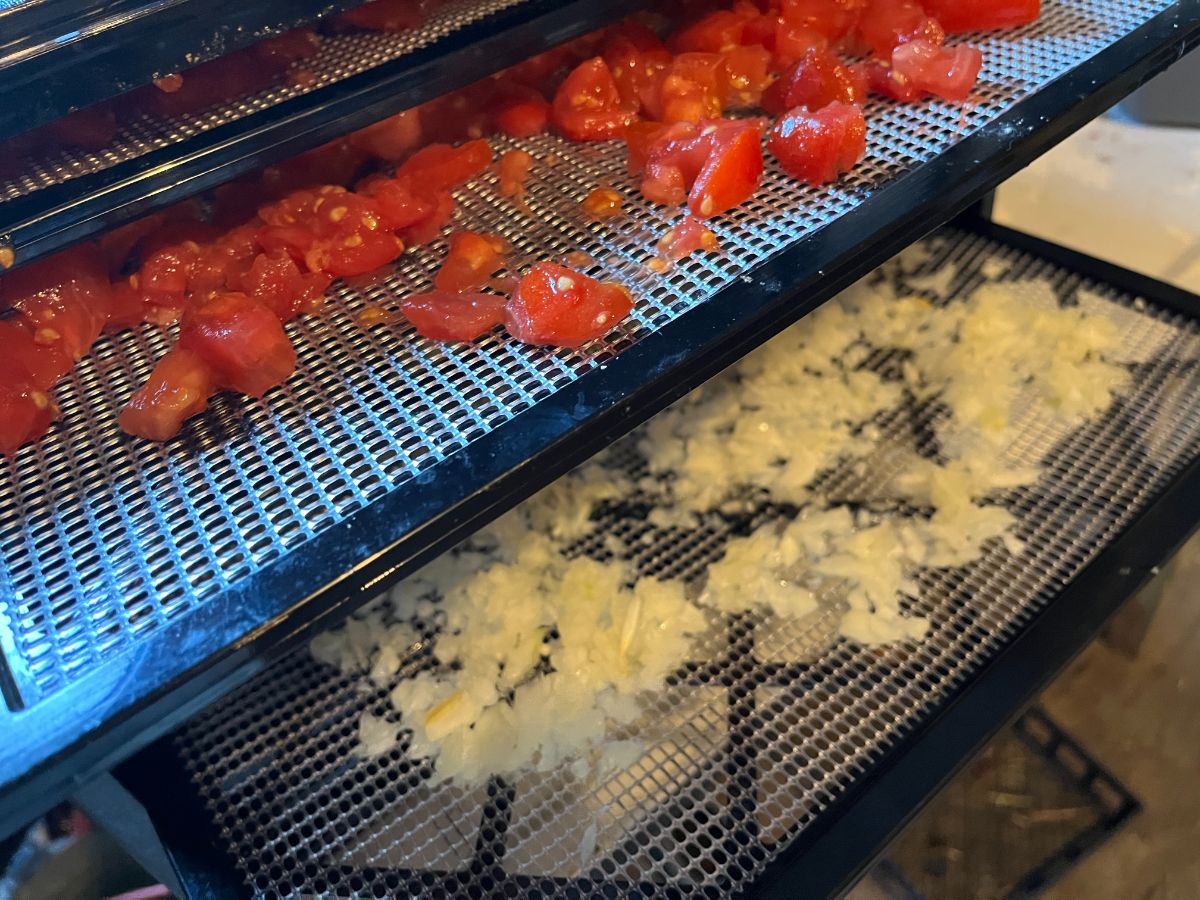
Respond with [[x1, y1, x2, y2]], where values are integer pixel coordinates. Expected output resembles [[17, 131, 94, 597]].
[[0, 0, 526, 202], [169, 230, 1200, 898], [0, 0, 1175, 703]]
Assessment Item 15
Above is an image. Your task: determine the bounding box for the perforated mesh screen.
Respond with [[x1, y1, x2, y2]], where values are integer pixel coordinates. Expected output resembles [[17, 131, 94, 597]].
[[170, 230, 1200, 898], [0, 0, 1175, 704], [0, 0, 525, 201]]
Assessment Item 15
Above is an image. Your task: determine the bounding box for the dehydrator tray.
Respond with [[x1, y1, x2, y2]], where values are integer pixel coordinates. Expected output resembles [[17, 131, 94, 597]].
[[0, 0, 646, 269], [1, 0, 1198, 838], [116, 225, 1200, 899]]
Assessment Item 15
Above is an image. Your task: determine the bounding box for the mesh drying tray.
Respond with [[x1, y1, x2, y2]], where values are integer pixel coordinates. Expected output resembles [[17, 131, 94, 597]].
[[156, 228, 1200, 899], [2, 0, 1198, 839]]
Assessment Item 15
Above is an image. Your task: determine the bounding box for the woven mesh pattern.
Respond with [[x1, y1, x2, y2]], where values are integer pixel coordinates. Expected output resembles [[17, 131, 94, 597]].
[[0, 0, 1175, 703], [0, 0, 525, 202], [170, 230, 1200, 898]]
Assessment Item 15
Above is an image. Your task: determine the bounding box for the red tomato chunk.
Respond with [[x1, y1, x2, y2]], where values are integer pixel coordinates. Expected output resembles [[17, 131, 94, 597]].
[[400, 291, 508, 342], [177, 293, 297, 397], [117, 349, 215, 442], [768, 101, 866, 184], [505, 263, 633, 348]]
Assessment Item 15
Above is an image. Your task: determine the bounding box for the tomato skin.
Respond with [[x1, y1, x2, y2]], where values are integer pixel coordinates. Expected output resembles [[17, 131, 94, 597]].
[[891, 40, 982, 101], [394, 139, 494, 191], [117, 349, 214, 441], [856, 0, 943, 56], [505, 263, 633, 348], [921, 0, 1040, 33], [400, 291, 508, 341], [552, 57, 639, 141], [435, 232, 505, 293], [768, 100, 866, 184], [178, 293, 296, 397], [766, 47, 866, 115]]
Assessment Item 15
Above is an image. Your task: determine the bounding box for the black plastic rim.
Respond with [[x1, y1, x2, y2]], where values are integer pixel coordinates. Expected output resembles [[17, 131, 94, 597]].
[[0, 0, 1197, 844]]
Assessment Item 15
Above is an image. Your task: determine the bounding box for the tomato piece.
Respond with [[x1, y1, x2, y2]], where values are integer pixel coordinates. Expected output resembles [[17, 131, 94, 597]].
[[304, 230, 405, 278], [765, 47, 866, 115], [435, 232, 506, 293], [921, 0, 1040, 33], [552, 57, 639, 141], [349, 109, 424, 161], [741, 12, 782, 50], [855, 58, 919, 101], [106, 280, 149, 333], [188, 224, 260, 298], [400, 291, 508, 341], [254, 29, 322, 66], [118, 349, 215, 441], [769, 101, 866, 184], [359, 177, 436, 231], [657, 215, 721, 262], [0, 358, 58, 456], [689, 119, 764, 218], [603, 27, 672, 115], [780, 0, 865, 41], [178, 293, 296, 397], [891, 40, 982, 101], [339, 0, 428, 31], [394, 139, 494, 192], [0, 319, 70, 390], [262, 140, 370, 195], [856, 0, 944, 57], [672, 11, 747, 53], [505, 263, 633, 348], [721, 45, 773, 108], [398, 191, 456, 246], [494, 88, 552, 138], [772, 22, 830, 69], [624, 121, 670, 175], [240, 252, 330, 321], [658, 53, 730, 123], [498, 150, 533, 199], [3, 244, 112, 362]]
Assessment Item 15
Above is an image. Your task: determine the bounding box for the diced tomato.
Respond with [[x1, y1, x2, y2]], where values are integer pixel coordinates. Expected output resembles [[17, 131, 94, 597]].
[[0, 359, 58, 456], [349, 109, 424, 161], [552, 57, 639, 141], [891, 40, 983, 101], [498, 150, 533, 199], [400, 291, 508, 341], [856, 58, 919, 101], [505, 263, 633, 348], [398, 191, 456, 246], [494, 88, 552, 138], [188, 225, 260, 298], [0, 319, 70, 390], [178, 293, 296, 397], [768, 100, 866, 184], [2, 244, 112, 362], [690, 119, 764, 218], [394, 139, 494, 192], [780, 0, 865, 41], [657, 53, 729, 123], [304, 230, 405, 278], [721, 45, 773, 108], [672, 10, 747, 52], [117, 349, 214, 442], [856, 0, 944, 57], [624, 121, 670, 175], [338, 0, 428, 31], [638, 119, 764, 217], [435, 232, 506, 293], [359, 177, 437, 231], [772, 22, 830, 69], [603, 25, 672, 115], [262, 139, 370, 195], [921, 0, 1040, 33], [241, 252, 330, 321], [658, 215, 721, 261], [741, 12, 782, 50], [106, 281, 149, 333], [764, 47, 866, 115]]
